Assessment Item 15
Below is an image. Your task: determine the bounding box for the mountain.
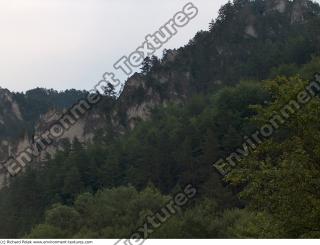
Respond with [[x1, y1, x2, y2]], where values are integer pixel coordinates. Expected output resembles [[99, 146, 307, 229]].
[[0, 89, 90, 187], [112, 0, 320, 127], [0, 0, 320, 238], [1, 0, 320, 188]]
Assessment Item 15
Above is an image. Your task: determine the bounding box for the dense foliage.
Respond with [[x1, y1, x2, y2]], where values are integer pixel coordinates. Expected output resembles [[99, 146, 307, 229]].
[[228, 75, 320, 238], [1, 0, 320, 239], [14, 88, 87, 124]]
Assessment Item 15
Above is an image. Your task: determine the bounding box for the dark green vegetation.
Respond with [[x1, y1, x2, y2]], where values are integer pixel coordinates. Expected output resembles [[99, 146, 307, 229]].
[[13, 88, 87, 123], [0, 88, 87, 139], [1, 0, 320, 238]]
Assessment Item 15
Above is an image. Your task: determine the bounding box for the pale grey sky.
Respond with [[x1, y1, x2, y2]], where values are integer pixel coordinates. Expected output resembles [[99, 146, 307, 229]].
[[0, 0, 227, 91]]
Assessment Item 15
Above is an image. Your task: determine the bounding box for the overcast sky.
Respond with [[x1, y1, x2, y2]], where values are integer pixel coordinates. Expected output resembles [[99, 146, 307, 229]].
[[0, 0, 228, 92]]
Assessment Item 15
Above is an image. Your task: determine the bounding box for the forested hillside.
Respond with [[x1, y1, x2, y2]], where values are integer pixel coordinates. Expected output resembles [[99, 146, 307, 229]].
[[0, 0, 320, 238], [0, 88, 88, 176]]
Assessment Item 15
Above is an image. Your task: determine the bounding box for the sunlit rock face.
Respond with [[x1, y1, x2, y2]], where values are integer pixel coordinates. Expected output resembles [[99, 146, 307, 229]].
[[0, 89, 103, 189], [291, 0, 309, 24], [266, 0, 288, 13]]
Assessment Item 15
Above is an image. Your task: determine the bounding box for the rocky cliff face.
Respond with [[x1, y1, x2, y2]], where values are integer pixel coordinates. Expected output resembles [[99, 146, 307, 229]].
[[0, 89, 106, 189], [112, 69, 191, 130], [0, 61, 195, 188], [0, 88, 26, 162]]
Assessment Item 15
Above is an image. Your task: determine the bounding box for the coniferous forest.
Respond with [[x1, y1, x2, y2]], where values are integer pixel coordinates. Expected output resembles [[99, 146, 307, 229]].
[[1, 0, 320, 239]]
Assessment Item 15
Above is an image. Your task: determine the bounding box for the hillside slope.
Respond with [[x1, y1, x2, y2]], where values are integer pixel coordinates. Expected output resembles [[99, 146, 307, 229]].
[[1, 0, 320, 188]]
